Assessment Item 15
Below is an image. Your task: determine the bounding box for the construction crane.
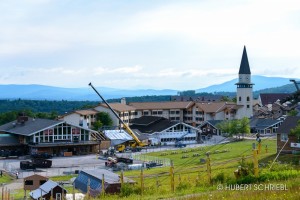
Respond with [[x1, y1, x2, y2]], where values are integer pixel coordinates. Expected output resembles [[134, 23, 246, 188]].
[[290, 79, 300, 91], [89, 83, 147, 152], [174, 131, 190, 148]]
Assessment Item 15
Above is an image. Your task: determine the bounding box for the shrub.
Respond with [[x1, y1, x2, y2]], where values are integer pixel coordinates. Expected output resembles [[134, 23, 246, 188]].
[[176, 182, 191, 191], [236, 175, 258, 184], [212, 172, 226, 184], [120, 184, 141, 197], [268, 161, 294, 172]]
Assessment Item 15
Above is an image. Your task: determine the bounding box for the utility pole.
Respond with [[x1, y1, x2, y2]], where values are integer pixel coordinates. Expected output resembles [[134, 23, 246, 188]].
[[140, 167, 144, 196], [170, 160, 175, 192], [87, 179, 90, 200], [252, 143, 259, 177], [102, 174, 105, 197], [120, 170, 124, 185], [206, 153, 212, 184]]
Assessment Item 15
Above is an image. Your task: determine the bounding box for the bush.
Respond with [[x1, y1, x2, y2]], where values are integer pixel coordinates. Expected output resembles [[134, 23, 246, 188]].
[[236, 175, 258, 184], [212, 172, 226, 184], [176, 182, 191, 191], [268, 161, 294, 172], [119, 184, 141, 197]]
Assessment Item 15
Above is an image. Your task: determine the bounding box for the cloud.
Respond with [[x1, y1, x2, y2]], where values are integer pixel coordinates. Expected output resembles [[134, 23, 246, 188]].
[[0, 1, 300, 89]]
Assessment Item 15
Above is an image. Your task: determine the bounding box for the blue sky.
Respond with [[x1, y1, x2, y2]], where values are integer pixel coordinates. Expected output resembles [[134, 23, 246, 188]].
[[0, 0, 300, 90]]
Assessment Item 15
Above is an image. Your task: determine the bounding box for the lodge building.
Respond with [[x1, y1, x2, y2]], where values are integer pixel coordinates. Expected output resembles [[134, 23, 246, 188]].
[[0, 115, 107, 156]]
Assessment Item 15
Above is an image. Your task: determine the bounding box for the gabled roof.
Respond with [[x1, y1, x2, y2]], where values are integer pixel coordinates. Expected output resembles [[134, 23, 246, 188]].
[[195, 102, 237, 113], [130, 116, 164, 126], [96, 103, 136, 112], [30, 180, 66, 199], [259, 93, 291, 106], [130, 117, 178, 134], [277, 116, 300, 134], [74, 109, 99, 115], [198, 120, 224, 129], [239, 46, 251, 74], [250, 118, 282, 129], [129, 101, 194, 110], [79, 169, 135, 184], [0, 118, 63, 136], [24, 174, 48, 181], [58, 109, 99, 119], [104, 129, 133, 146], [0, 118, 99, 136]]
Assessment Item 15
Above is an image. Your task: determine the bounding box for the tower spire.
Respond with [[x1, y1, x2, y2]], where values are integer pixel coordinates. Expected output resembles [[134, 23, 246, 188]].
[[239, 46, 251, 74]]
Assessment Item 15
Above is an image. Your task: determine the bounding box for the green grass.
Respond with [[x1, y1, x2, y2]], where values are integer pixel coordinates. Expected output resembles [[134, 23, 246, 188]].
[[92, 138, 300, 199], [7, 139, 299, 200], [0, 173, 14, 184]]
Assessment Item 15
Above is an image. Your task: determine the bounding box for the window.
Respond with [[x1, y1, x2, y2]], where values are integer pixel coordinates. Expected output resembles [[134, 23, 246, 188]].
[[239, 97, 241, 101], [281, 133, 288, 142], [56, 193, 61, 200], [25, 180, 33, 185], [247, 96, 250, 101], [203, 128, 206, 132], [247, 105, 250, 108], [143, 111, 149, 116], [40, 180, 46, 185]]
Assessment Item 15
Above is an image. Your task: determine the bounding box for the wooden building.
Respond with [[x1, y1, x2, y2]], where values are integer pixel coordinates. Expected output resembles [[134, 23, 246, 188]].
[[24, 174, 48, 191], [74, 169, 135, 197], [277, 116, 300, 153], [29, 180, 67, 200]]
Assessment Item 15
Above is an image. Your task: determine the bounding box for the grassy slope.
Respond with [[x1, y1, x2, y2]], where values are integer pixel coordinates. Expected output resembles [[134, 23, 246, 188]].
[[99, 138, 300, 200], [8, 139, 300, 200]]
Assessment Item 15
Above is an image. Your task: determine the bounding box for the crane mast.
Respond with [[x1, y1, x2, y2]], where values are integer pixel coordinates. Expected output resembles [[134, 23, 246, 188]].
[[88, 83, 146, 148]]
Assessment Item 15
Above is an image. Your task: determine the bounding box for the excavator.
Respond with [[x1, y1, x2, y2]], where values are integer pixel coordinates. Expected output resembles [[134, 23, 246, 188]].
[[89, 83, 148, 152]]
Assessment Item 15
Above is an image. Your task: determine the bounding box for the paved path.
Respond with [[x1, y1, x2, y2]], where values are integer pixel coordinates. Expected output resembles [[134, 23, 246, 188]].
[[0, 178, 23, 191]]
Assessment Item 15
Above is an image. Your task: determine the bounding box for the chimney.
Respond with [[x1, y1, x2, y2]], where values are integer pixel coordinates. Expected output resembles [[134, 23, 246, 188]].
[[17, 112, 28, 125]]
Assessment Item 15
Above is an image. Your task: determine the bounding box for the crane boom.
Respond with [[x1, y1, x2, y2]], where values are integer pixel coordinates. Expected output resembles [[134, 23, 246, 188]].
[[88, 83, 146, 147], [290, 79, 300, 91]]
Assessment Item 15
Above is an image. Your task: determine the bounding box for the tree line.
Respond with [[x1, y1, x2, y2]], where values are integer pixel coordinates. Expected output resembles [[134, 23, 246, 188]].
[[0, 99, 99, 114]]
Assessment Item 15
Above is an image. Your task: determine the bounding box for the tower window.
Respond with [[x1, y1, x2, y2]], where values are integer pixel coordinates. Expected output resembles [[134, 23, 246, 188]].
[[247, 105, 250, 108], [239, 97, 241, 101], [247, 96, 250, 101]]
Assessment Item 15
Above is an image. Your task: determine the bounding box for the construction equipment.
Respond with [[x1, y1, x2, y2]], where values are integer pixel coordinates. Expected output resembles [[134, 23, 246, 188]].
[[174, 132, 191, 148], [20, 158, 52, 170], [290, 79, 300, 91], [89, 83, 148, 152]]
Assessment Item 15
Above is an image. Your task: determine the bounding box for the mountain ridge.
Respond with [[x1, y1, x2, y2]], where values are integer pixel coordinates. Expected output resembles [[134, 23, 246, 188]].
[[0, 75, 298, 100]]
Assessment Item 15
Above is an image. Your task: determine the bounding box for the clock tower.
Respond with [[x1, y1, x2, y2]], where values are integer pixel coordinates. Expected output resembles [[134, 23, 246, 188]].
[[236, 46, 254, 118]]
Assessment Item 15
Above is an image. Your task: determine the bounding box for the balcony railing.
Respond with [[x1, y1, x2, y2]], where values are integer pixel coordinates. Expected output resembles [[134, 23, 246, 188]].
[[28, 140, 100, 147]]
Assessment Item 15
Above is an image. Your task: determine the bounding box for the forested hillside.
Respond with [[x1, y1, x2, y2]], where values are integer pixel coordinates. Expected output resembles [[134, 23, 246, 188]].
[[0, 99, 98, 114]]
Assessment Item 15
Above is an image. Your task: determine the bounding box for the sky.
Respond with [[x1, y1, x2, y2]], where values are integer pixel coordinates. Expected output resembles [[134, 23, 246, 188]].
[[0, 0, 300, 90]]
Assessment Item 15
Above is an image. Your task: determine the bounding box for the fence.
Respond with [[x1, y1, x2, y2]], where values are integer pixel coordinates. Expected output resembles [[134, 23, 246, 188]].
[[131, 154, 171, 167]]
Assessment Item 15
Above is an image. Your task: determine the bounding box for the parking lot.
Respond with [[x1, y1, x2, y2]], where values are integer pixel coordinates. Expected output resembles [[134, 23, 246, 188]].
[[0, 137, 227, 179]]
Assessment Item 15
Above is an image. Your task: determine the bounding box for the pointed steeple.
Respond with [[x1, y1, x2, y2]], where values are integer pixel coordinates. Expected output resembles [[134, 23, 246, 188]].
[[238, 46, 251, 74]]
